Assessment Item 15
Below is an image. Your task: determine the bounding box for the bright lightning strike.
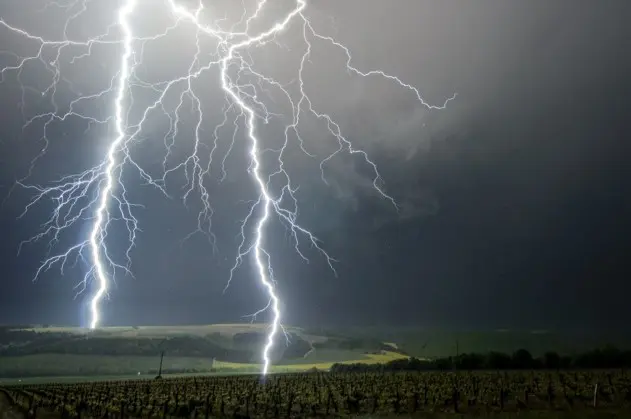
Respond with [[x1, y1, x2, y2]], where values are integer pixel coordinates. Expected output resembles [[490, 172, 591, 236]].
[[1, 0, 455, 375], [88, 0, 136, 330]]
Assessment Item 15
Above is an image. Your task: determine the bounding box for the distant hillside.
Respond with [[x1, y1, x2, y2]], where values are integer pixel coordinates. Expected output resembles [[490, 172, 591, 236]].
[[5, 325, 628, 361], [0, 325, 331, 362], [9, 323, 626, 380], [0, 324, 396, 378], [303, 326, 631, 358]]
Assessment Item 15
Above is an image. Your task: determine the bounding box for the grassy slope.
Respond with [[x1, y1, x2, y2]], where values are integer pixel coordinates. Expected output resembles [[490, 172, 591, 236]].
[[11, 324, 626, 380], [313, 326, 631, 358], [27, 325, 625, 357], [0, 324, 406, 379], [0, 351, 406, 385], [217, 351, 405, 371], [278, 349, 368, 365], [20, 324, 299, 339], [0, 354, 216, 376]]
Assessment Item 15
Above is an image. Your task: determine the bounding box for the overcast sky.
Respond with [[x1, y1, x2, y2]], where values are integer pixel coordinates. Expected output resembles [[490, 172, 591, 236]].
[[0, 0, 630, 331]]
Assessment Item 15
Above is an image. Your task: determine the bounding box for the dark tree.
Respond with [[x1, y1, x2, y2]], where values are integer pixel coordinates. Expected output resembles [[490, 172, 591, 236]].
[[512, 349, 534, 369], [486, 352, 512, 369], [543, 351, 561, 369]]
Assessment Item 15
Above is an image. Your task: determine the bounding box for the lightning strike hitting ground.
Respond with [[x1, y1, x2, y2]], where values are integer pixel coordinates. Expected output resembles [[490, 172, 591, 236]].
[[1, 0, 455, 374]]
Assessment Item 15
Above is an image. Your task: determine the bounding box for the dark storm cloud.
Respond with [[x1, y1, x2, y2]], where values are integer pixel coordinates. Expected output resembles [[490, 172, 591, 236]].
[[294, 0, 631, 329], [1, 0, 630, 330], [299, 0, 631, 229]]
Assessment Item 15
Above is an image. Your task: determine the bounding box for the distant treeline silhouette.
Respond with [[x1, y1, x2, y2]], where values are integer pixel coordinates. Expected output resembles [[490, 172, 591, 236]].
[[332, 347, 631, 372]]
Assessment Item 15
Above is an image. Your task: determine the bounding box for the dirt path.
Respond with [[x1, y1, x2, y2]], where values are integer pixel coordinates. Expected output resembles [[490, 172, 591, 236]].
[[0, 391, 24, 419]]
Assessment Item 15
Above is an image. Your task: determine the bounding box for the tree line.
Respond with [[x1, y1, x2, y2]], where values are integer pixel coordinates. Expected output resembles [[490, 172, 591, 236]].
[[332, 346, 631, 372]]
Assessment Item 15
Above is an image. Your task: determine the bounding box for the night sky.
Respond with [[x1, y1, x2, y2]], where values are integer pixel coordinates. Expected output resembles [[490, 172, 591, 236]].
[[0, 0, 630, 331]]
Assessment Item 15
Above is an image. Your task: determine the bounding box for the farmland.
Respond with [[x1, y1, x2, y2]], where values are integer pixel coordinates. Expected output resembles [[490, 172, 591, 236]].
[[0, 324, 407, 380], [2, 325, 631, 417], [3, 324, 631, 381], [3, 370, 631, 418]]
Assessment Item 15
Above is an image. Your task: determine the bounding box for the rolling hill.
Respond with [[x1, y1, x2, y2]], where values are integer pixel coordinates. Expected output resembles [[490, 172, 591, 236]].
[[0, 324, 406, 379]]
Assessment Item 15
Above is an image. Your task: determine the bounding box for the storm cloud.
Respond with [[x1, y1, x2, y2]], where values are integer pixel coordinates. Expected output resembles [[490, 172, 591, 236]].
[[1, 0, 630, 330]]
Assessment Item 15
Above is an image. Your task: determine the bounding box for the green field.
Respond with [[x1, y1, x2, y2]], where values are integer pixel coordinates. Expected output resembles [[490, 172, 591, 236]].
[[309, 326, 631, 358], [21, 323, 304, 338], [15, 324, 630, 357], [2, 323, 630, 383], [0, 323, 407, 381], [0, 350, 405, 380]]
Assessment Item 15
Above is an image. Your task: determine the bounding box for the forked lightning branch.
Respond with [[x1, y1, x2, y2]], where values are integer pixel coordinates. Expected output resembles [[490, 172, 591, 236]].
[[0, 0, 454, 374]]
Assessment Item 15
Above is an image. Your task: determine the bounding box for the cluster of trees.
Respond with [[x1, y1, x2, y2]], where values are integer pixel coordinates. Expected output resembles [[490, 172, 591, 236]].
[[332, 346, 631, 373]]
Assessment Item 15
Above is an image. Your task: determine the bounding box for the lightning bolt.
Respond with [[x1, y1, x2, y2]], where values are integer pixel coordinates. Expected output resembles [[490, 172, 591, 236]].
[[1, 0, 455, 375], [88, 0, 136, 330]]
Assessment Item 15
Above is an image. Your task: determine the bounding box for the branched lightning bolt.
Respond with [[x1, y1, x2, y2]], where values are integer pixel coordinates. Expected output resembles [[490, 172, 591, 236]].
[[1, 0, 454, 375], [88, 0, 136, 330]]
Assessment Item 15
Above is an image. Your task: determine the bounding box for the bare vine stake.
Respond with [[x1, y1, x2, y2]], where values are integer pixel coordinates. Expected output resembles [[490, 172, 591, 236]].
[[593, 383, 598, 408]]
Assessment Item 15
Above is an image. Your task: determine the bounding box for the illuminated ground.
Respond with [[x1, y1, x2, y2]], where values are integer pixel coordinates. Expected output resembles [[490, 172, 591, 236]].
[[0, 324, 407, 382], [4, 324, 625, 384]]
